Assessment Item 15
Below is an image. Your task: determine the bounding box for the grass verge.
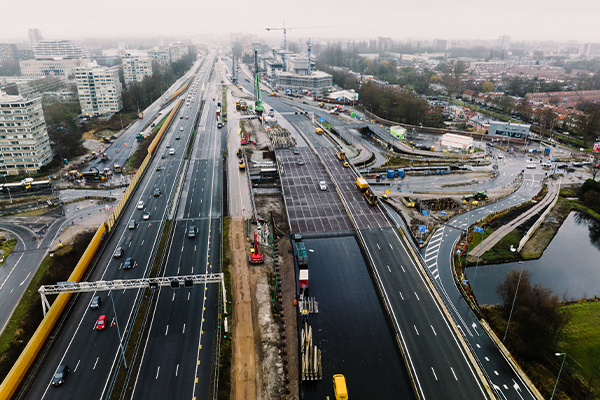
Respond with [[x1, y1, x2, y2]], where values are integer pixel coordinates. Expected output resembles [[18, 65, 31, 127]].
[[109, 220, 171, 400], [0, 232, 95, 380], [0, 238, 18, 266]]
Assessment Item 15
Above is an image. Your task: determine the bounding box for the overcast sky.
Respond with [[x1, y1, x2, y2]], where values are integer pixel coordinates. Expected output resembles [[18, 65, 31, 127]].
[[2, 0, 600, 44]]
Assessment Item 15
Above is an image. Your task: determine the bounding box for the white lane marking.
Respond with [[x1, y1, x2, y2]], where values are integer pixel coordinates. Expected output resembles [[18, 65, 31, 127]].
[[0, 254, 24, 292], [431, 367, 438, 380], [188, 292, 190, 300], [377, 243, 380, 250], [387, 265, 391, 272], [400, 265, 405, 273], [414, 292, 420, 301], [176, 364, 179, 377], [183, 323, 186, 334], [165, 325, 169, 336], [399, 292, 404, 300], [451, 367, 458, 381], [494, 370, 499, 376], [414, 325, 419, 335], [431, 325, 437, 336], [19, 272, 31, 286], [93, 357, 99, 370], [389, 243, 393, 250], [74, 359, 81, 372], [156, 366, 160, 379], [172, 293, 175, 301], [485, 357, 489, 361]]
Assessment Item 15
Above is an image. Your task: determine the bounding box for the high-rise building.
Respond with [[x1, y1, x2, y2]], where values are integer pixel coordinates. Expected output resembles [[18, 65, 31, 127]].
[[498, 35, 511, 50], [168, 42, 188, 63], [579, 43, 600, 58], [0, 44, 18, 62], [74, 62, 122, 116], [20, 58, 90, 78], [32, 40, 86, 59], [28, 28, 44, 43], [0, 92, 53, 175], [122, 56, 152, 86], [147, 48, 170, 66]]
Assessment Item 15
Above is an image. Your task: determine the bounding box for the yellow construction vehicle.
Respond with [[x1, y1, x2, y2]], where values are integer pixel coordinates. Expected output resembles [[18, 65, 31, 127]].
[[356, 177, 369, 191], [336, 151, 346, 161], [315, 127, 323, 135], [364, 188, 378, 206]]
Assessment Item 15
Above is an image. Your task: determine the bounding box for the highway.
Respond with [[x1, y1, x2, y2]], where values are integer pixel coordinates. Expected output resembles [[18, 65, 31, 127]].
[[232, 67, 492, 399], [130, 56, 223, 400], [23, 54, 214, 400]]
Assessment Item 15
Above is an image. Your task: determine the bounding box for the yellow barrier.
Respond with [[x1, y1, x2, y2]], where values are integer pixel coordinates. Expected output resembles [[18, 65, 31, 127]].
[[165, 64, 201, 105], [148, 99, 182, 155], [0, 223, 106, 399]]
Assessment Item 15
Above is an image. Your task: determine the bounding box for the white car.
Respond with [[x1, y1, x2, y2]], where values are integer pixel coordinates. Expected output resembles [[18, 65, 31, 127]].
[[180, 127, 184, 131], [319, 181, 327, 191], [527, 164, 536, 169], [497, 155, 504, 159], [137, 201, 144, 209], [169, 148, 175, 155]]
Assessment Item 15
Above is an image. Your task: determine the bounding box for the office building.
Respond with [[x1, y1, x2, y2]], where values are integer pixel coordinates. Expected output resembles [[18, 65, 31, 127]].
[[488, 121, 530, 138], [0, 92, 53, 175], [0, 44, 18, 61], [28, 29, 44, 43], [498, 35, 511, 50], [32, 40, 86, 59], [74, 62, 122, 116], [274, 70, 332, 93], [123, 56, 152, 86], [20, 58, 90, 78]]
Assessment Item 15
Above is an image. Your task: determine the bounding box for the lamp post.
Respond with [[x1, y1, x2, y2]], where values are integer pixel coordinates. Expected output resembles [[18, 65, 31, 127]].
[[550, 352, 567, 400], [503, 259, 525, 343]]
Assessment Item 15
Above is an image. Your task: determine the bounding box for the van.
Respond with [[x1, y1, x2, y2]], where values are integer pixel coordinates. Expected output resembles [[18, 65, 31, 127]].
[[333, 374, 348, 400]]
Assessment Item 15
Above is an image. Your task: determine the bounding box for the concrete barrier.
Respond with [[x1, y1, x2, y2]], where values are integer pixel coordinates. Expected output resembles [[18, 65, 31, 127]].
[[0, 223, 106, 399]]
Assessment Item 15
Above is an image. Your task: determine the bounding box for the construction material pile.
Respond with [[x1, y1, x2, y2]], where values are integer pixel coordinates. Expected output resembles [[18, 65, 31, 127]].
[[266, 125, 297, 149]]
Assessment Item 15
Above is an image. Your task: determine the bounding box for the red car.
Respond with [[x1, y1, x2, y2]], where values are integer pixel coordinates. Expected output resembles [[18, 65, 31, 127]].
[[95, 315, 107, 330], [186, 116, 189, 119]]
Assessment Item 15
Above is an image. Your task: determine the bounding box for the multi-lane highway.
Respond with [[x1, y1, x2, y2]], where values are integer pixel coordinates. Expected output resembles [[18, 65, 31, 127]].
[[23, 53, 217, 400]]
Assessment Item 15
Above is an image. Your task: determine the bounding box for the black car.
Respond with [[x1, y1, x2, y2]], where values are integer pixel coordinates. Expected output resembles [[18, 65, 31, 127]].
[[175, 135, 180, 140], [90, 295, 102, 309], [188, 225, 197, 238], [52, 365, 69, 386], [154, 188, 161, 197], [113, 247, 123, 258], [161, 154, 166, 159], [123, 257, 134, 270]]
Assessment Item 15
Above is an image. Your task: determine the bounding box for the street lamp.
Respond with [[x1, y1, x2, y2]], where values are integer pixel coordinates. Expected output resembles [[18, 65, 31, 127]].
[[503, 259, 525, 343], [550, 352, 567, 400]]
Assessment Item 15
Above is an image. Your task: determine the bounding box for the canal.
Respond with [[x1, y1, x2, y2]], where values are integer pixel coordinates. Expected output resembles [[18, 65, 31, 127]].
[[470, 211, 600, 305]]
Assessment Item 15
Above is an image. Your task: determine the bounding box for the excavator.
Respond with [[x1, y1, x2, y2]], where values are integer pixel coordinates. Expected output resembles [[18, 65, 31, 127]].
[[249, 232, 263, 264], [253, 49, 264, 115]]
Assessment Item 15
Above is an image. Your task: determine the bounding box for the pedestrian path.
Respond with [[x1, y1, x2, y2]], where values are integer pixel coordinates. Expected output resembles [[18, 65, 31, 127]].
[[469, 181, 559, 259]]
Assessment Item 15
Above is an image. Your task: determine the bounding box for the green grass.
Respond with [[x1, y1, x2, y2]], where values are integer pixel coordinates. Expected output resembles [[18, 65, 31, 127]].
[[151, 115, 169, 135], [559, 301, 600, 393], [478, 229, 523, 264], [0, 239, 17, 266]]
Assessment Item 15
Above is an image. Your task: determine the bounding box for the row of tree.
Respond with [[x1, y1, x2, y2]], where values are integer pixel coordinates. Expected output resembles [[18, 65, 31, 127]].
[[359, 81, 431, 126]]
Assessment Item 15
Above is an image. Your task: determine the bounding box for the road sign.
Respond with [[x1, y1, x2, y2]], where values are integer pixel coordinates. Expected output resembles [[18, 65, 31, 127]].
[[318, 118, 325, 122], [49, 71, 55, 76], [475, 227, 484, 233], [418, 225, 426, 233], [440, 211, 447, 216]]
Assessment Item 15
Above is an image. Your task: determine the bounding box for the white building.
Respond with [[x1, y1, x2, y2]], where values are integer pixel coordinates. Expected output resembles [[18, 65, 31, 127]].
[[488, 121, 530, 139], [273, 70, 332, 94], [28, 28, 44, 43], [74, 62, 122, 117], [123, 56, 152, 86], [441, 133, 473, 149], [168, 42, 188, 63], [147, 48, 170, 66], [0, 92, 53, 175], [19, 58, 90, 78], [32, 40, 86, 59]]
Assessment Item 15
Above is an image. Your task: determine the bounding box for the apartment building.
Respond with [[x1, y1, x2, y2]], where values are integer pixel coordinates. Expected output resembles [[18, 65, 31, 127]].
[[74, 62, 122, 116], [0, 92, 53, 175], [20, 58, 90, 78], [147, 48, 170, 66], [32, 40, 86, 59], [123, 56, 152, 86]]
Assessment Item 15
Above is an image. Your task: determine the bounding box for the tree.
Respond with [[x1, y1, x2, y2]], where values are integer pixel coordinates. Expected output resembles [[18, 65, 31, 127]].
[[515, 101, 533, 122], [430, 75, 441, 83], [497, 270, 571, 359], [453, 61, 467, 78], [444, 76, 463, 99], [496, 95, 515, 115], [482, 81, 494, 93], [586, 163, 600, 181]]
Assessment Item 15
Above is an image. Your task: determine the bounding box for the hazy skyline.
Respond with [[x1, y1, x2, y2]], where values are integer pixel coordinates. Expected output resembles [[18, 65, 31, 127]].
[[2, 0, 600, 44]]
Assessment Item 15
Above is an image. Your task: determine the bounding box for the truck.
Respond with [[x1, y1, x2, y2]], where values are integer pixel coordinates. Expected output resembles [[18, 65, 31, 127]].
[[299, 270, 309, 290], [463, 192, 488, 202], [356, 177, 369, 191], [138, 112, 143, 119], [296, 242, 308, 267], [113, 164, 122, 173], [100, 153, 108, 162], [315, 127, 323, 135], [136, 133, 144, 141], [236, 101, 241, 111], [336, 151, 346, 161], [80, 167, 104, 181], [216, 107, 221, 118], [364, 187, 378, 205]]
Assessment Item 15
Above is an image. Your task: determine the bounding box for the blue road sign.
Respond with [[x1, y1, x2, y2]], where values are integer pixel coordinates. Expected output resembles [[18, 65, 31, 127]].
[[475, 227, 484, 233], [440, 211, 447, 216], [418, 225, 426, 233], [319, 118, 325, 122]]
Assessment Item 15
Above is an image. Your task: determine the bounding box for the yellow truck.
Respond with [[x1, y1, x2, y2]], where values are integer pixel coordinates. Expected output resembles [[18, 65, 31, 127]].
[[356, 177, 369, 191], [336, 151, 346, 161], [315, 127, 323, 135], [364, 187, 378, 206], [333, 374, 348, 400], [113, 164, 122, 173]]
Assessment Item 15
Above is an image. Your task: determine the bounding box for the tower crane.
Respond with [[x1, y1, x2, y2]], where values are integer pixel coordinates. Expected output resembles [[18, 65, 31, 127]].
[[265, 22, 289, 72]]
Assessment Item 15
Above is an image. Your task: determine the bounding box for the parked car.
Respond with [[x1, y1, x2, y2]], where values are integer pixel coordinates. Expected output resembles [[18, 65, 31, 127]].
[[51, 365, 69, 386], [90, 295, 102, 309]]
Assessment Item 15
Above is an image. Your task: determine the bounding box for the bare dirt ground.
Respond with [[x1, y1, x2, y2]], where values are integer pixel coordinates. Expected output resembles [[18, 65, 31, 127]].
[[230, 194, 297, 400], [230, 217, 257, 400]]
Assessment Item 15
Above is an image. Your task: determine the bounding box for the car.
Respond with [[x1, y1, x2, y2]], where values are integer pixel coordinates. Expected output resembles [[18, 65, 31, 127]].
[[297, 159, 304, 165], [154, 188, 161, 197], [180, 127, 184, 131], [95, 315, 107, 330], [343, 161, 349, 167], [151, 123, 156, 127], [497, 155, 504, 159], [137, 201, 144, 209], [293, 148, 300, 155], [527, 164, 536, 169], [156, 165, 162, 171], [319, 181, 327, 191], [113, 247, 123, 258], [186, 116, 189, 119], [180, 116, 183, 119], [123, 257, 134, 270], [169, 148, 175, 155], [90, 295, 102, 309], [51, 365, 69, 386], [128, 220, 136, 229], [161, 154, 166, 159], [143, 212, 150, 220], [188, 225, 197, 238], [175, 136, 180, 140], [166, 143, 170, 148]]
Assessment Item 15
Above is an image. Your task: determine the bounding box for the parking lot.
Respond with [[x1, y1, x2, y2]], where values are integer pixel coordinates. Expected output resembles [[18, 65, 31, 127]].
[[279, 148, 353, 234], [318, 147, 391, 230]]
